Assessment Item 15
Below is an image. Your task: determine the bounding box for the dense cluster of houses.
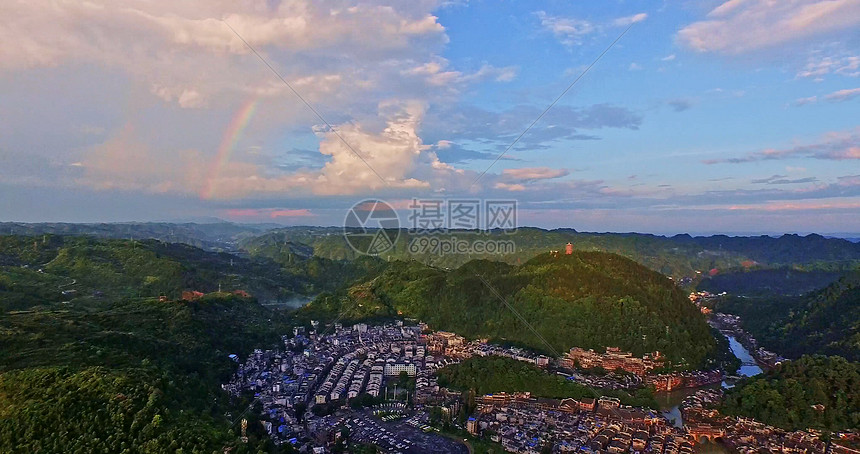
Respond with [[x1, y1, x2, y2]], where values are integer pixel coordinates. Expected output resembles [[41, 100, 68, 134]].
[[645, 369, 723, 392], [560, 346, 666, 376], [425, 330, 551, 367], [223, 322, 444, 447], [468, 392, 694, 454], [222, 319, 837, 454], [679, 388, 850, 454]]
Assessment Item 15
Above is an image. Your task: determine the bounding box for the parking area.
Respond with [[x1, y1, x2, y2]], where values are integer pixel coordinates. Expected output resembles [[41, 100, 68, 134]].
[[345, 411, 468, 454]]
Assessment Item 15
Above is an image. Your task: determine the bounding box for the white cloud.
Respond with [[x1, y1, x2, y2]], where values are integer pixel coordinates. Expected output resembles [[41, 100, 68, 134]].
[[792, 87, 860, 106], [503, 167, 569, 181], [74, 100, 467, 199], [402, 58, 517, 87], [824, 87, 860, 102], [494, 182, 526, 191], [613, 13, 648, 27], [0, 1, 520, 199], [704, 127, 860, 163], [535, 11, 594, 47], [661, 54, 676, 61], [307, 100, 434, 195], [797, 55, 860, 79], [678, 0, 860, 54], [0, 1, 450, 108], [793, 95, 819, 106]]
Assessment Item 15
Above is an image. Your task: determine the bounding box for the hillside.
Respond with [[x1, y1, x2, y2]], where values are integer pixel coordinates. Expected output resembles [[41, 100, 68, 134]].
[[714, 272, 860, 361], [0, 293, 289, 453], [697, 268, 843, 296], [437, 356, 657, 409], [0, 221, 272, 251], [241, 227, 860, 278], [0, 235, 382, 312], [722, 355, 860, 431], [302, 251, 726, 369]]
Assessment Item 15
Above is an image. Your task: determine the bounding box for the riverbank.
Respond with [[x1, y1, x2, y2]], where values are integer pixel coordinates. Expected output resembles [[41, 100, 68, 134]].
[[708, 312, 783, 370], [656, 333, 764, 454]]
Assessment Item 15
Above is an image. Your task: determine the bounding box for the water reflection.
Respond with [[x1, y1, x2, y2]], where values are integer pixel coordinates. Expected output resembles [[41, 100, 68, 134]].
[[654, 335, 762, 453], [727, 336, 763, 377]]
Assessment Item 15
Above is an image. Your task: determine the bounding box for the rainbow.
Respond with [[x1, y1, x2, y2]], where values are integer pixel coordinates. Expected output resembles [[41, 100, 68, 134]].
[[200, 98, 259, 199]]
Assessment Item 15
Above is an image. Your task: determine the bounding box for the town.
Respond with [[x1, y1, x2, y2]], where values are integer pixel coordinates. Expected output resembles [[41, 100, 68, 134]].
[[222, 318, 855, 453]]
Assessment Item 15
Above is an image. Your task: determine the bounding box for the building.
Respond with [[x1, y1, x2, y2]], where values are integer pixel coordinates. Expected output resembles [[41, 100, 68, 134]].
[[383, 362, 416, 377], [565, 242, 573, 254], [467, 417, 478, 435]]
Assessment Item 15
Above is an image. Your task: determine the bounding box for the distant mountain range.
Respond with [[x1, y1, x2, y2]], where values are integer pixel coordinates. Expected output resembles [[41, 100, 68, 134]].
[[4, 223, 859, 277], [241, 227, 860, 278]]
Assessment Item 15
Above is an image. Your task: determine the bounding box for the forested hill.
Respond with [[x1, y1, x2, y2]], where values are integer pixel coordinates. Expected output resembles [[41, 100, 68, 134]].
[[722, 355, 860, 431], [0, 292, 291, 453], [715, 272, 860, 361], [0, 221, 271, 251], [241, 227, 860, 278], [697, 268, 843, 296], [0, 235, 318, 452], [0, 235, 383, 312], [303, 250, 726, 369], [5, 223, 858, 278]]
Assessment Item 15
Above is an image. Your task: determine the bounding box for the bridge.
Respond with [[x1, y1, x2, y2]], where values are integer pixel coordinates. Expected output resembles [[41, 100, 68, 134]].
[[687, 424, 725, 442]]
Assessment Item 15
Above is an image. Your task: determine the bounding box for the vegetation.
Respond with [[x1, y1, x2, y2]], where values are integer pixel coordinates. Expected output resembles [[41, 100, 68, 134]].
[[0, 235, 331, 452], [0, 366, 235, 453], [714, 272, 860, 361], [242, 227, 860, 278], [698, 267, 843, 296], [0, 292, 289, 452], [437, 356, 658, 409], [0, 220, 272, 251], [304, 251, 722, 368], [0, 235, 382, 312], [722, 355, 860, 431]]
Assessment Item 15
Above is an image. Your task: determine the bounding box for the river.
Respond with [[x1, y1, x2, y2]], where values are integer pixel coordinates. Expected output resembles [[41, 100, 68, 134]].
[[656, 335, 763, 452]]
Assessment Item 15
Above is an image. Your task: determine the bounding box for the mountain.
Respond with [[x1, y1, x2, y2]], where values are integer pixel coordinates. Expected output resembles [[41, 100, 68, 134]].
[[240, 227, 860, 278], [302, 250, 728, 369], [0, 235, 382, 312], [0, 234, 333, 452], [697, 268, 843, 296], [0, 221, 278, 251], [722, 355, 860, 431], [715, 272, 860, 361], [0, 288, 291, 453]]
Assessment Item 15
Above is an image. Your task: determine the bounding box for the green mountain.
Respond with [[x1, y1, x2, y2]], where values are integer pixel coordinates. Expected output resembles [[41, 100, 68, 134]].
[[0, 235, 386, 452], [0, 292, 290, 453], [697, 267, 843, 296], [241, 227, 860, 279], [0, 221, 274, 251], [0, 235, 382, 312], [302, 250, 727, 369], [715, 272, 860, 361], [722, 355, 860, 431]]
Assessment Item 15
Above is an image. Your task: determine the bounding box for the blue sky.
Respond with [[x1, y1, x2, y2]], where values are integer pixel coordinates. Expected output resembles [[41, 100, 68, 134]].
[[0, 0, 858, 234]]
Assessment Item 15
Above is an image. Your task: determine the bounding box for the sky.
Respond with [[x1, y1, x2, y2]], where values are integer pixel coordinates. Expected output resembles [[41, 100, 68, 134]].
[[0, 0, 858, 235]]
